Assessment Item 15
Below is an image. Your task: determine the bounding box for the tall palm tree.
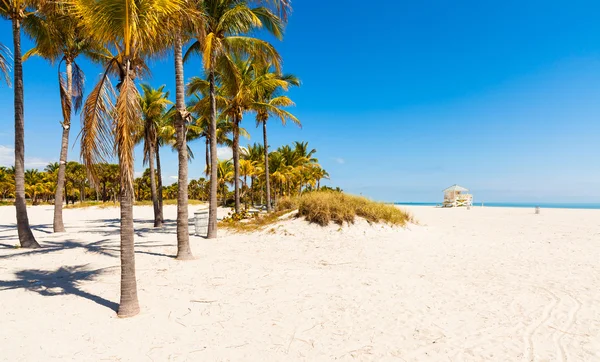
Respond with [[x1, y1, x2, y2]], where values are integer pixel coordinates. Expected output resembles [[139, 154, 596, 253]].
[[252, 64, 299, 211], [186, 0, 284, 238], [167, 0, 201, 260], [72, 0, 184, 318], [139, 84, 171, 228], [220, 56, 294, 213], [0, 0, 41, 248], [23, 3, 103, 232]]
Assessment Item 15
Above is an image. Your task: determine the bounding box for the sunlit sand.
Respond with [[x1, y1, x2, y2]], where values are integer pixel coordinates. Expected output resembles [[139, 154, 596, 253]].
[[1, 205, 599, 361]]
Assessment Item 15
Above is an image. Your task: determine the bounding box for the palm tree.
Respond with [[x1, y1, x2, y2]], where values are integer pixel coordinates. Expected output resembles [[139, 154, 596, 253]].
[[0, 0, 41, 248], [216, 159, 233, 207], [187, 77, 248, 176], [239, 158, 255, 208], [139, 84, 171, 228], [167, 0, 202, 261], [44, 162, 60, 174], [72, 0, 184, 318], [219, 56, 295, 213], [186, 0, 284, 238], [241, 143, 264, 205], [252, 64, 300, 211], [23, 2, 103, 232]]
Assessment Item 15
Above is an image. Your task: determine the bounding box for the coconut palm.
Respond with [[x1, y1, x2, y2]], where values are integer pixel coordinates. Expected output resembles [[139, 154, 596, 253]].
[[44, 162, 60, 174], [187, 77, 249, 176], [0, 0, 42, 248], [23, 2, 105, 232], [0, 166, 15, 200], [186, 0, 284, 238], [252, 64, 299, 211], [219, 56, 296, 213], [216, 159, 233, 207], [166, 0, 202, 260], [72, 0, 184, 318], [139, 84, 171, 227], [239, 158, 255, 208]]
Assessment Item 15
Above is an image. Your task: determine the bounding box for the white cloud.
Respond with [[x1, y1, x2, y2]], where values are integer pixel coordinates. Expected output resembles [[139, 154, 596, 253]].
[[0, 145, 53, 169], [333, 157, 345, 165], [169, 175, 178, 180], [217, 146, 233, 160], [134, 171, 143, 178]]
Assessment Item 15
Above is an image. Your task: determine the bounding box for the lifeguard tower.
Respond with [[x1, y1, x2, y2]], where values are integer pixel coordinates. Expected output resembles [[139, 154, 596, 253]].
[[442, 185, 473, 207]]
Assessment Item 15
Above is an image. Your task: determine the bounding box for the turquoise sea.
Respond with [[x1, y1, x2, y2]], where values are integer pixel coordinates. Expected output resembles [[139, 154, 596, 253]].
[[393, 202, 600, 210]]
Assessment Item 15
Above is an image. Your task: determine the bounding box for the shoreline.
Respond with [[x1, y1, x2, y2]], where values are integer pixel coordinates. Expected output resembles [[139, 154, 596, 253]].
[[394, 202, 600, 210]]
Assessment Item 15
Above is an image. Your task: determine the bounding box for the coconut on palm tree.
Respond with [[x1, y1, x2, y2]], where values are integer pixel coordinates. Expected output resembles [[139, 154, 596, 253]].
[[72, 0, 185, 318]]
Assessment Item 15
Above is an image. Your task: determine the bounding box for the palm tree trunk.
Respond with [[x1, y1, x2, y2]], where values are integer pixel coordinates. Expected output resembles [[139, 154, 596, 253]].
[[155, 146, 163, 223], [262, 120, 271, 212], [232, 116, 241, 213], [52, 60, 72, 232], [147, 141, 161, 227], [12, 19, 39, 248], [207, 64, 218, 239], [174, 32, 193, 259], [117, 176, 140, 318], [244, 175, 248, 210], [205, 138, 209, 176]]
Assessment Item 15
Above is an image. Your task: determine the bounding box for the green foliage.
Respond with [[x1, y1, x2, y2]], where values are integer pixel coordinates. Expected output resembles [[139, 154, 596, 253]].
[[219, 209, 290, 233], [222, 208, 258, 222]]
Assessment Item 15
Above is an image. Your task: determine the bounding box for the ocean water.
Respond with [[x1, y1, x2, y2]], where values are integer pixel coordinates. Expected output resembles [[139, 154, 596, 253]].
[[394, 202, 600, 210]]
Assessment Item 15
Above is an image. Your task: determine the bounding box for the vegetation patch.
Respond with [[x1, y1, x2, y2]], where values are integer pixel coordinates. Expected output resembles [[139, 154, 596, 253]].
[[219, 210, 292, 233], [278, 191, 413, 227]]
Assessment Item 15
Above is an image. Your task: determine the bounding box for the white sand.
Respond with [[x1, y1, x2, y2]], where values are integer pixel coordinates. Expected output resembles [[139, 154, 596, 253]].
[[1, 205, 599, 361]]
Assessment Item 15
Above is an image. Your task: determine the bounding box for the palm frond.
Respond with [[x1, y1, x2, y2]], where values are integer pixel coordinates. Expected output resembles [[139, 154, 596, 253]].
[[251, 7, 284, 40], [58, 58, 72, 128], [0, 43, 12, 87], [114, 74, 141, 192], [80, 62, 117, 184], [72, 61, 85, 112]]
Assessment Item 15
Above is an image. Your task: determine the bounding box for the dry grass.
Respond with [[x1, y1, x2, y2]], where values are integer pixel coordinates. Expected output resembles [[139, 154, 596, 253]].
[[279, 192, 413, 226], [219, 210, 292, 233]]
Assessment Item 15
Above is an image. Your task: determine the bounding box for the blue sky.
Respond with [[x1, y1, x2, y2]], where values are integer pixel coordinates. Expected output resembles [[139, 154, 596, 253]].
[[1, 0, 600, 202]]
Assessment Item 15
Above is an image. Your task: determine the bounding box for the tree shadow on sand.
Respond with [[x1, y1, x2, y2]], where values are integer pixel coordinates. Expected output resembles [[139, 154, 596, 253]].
[[0, 239, 174, 259], [0, 265, 119, 312]]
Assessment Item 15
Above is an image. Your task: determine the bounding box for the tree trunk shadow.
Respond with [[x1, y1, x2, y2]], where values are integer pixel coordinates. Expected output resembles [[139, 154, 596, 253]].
[[0, 265, 119, 312]]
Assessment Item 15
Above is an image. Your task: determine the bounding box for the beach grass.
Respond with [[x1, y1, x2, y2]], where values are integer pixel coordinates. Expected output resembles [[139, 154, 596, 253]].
[[278, 191, 414, 226], [219, 209, 292, 233]]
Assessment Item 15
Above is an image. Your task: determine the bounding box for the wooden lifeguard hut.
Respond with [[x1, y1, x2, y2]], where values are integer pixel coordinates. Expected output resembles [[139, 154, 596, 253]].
[[442, 184, 473, 207]]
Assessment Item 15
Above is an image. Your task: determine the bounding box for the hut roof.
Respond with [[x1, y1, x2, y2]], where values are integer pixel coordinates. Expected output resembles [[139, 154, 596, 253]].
[[443, 184, 469, 192]]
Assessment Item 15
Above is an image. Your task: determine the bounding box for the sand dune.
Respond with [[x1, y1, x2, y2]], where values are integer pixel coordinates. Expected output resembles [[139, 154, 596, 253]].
[[1, 205, 599, 361]]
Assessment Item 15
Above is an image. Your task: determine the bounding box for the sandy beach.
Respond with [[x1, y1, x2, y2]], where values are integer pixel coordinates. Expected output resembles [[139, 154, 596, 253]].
[[1, 204, 599, 361]]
